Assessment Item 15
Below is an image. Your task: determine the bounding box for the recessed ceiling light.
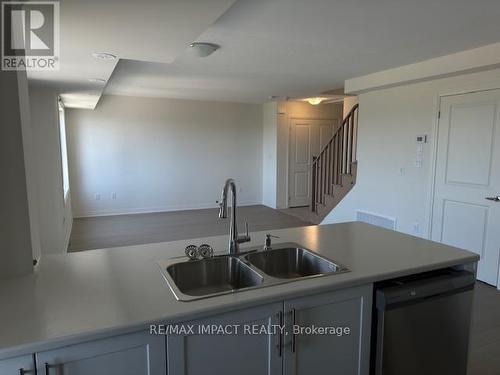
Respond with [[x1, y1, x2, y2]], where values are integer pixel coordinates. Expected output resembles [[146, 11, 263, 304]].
[[92, 52, 116, 60], [188, 42, 220, 57], [88, 78, 106, 83]]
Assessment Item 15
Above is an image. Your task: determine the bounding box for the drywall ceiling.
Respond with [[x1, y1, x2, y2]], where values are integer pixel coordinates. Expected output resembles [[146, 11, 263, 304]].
[[105, 0, 500, 103], [27, 0, 237, 108]]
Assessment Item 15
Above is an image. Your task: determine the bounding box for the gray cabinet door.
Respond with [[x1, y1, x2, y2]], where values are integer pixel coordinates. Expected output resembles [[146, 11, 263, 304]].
[[283, 285, 373, 375], [0, 354, 36, 374], [36, 330, 165, 375], [167, 302, 283, 375]]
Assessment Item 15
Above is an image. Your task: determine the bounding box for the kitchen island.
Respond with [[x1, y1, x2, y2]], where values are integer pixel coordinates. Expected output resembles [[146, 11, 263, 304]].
[[0, 222, 478, 374]]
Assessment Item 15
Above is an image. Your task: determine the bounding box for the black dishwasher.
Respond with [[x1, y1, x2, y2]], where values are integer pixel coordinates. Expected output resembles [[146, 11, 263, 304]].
[[372, 268, 475, 375]]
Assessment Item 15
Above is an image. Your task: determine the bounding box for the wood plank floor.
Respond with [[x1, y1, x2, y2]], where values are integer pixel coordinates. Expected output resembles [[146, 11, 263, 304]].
[[468, 282, 500, 375], [279, 206, 313, 223], [68, 205, 311, 252]]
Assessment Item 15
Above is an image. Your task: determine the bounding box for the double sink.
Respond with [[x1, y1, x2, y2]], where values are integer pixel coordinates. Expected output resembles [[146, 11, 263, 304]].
[[158, 243, 349, 301]]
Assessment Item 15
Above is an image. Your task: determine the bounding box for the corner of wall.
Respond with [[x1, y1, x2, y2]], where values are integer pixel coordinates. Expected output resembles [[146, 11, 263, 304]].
[[29, 86, 70, 255], [262, 102, 278, 208], [0, 69, 36, 278]]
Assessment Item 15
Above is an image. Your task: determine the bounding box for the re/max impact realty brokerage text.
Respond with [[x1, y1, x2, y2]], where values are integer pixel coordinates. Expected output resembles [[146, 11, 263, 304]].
[[150, 324, 351, 336]]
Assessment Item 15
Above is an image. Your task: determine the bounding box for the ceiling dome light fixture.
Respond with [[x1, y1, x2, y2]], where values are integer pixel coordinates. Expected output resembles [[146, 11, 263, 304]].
[[189, 42, 220, 57], [92, 52, 117, 60], [307, 97, 326, 105]]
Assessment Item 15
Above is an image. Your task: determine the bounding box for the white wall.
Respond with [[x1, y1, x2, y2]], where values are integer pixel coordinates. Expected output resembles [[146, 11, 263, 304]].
[[66, 95, 263, 217], [262, 102, 278, 208], [323, 67, 500, 238], [18, 73, 42, 262], [29, 86, 73, 254], [0, 69, 36, 278]]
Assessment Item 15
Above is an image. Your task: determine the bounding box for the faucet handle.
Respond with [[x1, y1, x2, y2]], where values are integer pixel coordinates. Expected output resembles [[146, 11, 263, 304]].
[[216, 200, 227, 219], [237, 222, 251, 244]]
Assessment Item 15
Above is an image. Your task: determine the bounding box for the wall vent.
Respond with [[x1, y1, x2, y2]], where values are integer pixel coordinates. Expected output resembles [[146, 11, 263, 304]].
[[356, 210, 396, 230]]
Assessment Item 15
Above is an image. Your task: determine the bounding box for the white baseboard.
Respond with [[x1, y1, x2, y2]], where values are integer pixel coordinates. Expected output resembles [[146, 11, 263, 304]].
[[73, 201, 263, 218]]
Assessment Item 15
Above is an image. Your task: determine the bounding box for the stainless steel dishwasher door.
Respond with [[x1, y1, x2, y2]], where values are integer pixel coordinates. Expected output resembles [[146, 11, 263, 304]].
[[374, 270, 475, 375]]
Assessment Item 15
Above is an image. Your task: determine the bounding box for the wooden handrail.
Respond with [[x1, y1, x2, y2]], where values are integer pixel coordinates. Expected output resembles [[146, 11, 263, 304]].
[[311, 104, 359, 213], [317, 103, 358, 158]]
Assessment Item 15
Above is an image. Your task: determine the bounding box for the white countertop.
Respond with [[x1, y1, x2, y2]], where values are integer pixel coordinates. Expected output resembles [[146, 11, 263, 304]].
[[0, 222, 478, 359]]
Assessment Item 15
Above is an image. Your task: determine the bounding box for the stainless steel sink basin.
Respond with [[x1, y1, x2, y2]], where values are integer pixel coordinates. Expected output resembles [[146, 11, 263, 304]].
[[158, 243, 349, 301], [160, 256, 263, 300], [245, 247, 347, 279]]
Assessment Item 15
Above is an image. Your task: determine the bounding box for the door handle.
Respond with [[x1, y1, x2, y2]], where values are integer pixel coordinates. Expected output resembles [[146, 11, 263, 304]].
[[486, 196, 500, 202]]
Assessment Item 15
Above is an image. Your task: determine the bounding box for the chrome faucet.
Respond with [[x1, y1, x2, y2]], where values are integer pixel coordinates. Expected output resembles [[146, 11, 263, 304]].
[[218, 179, 250, 255]]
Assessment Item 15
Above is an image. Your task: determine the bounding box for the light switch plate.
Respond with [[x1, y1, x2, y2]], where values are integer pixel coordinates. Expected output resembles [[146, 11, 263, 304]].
[[416, 134, 427, 143]]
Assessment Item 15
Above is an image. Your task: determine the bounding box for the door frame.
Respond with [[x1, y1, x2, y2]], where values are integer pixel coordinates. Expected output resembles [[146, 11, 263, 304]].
[[427, 82, 500, 289], [287, 118, 336, 208]]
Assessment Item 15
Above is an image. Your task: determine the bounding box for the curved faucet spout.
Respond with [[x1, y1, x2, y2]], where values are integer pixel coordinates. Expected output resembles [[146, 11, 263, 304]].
[[218, 178, 235, 219], [218, 179, 250, 255]]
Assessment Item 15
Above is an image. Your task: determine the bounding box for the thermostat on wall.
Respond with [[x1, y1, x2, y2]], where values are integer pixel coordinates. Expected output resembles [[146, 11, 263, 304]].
[[416, 135, 427, 144]]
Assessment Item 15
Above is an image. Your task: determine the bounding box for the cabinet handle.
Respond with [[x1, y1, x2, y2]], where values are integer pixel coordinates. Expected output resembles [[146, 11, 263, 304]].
[[19, 354, 37, 375], [44, 362, 62, 375], [277, 311, 283, 357], [486, 196, 500, 202], [291, 308, 296, 353]]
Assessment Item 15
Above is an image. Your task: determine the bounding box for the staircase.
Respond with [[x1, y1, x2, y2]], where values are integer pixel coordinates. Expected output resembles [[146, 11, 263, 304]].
[[310, 104, 359, 224]]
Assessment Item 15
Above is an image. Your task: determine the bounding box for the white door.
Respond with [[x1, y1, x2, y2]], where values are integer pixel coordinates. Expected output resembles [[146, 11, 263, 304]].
[[289, 119, 335, 207], [431, 90, 500, 286]]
